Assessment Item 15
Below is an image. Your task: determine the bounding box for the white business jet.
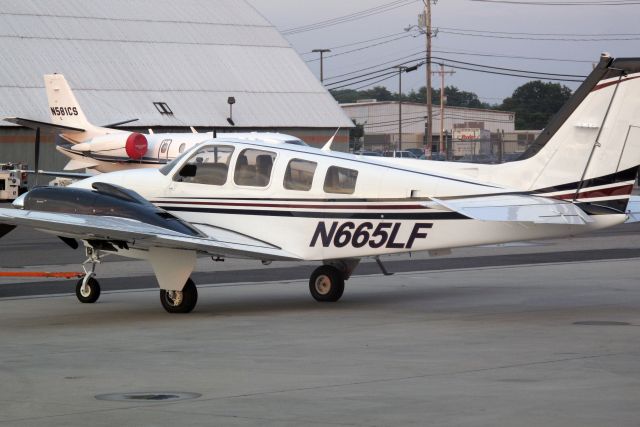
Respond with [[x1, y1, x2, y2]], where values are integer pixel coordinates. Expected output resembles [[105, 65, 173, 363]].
[[0, 54, 638, 314], [4, 74, 307, 173]]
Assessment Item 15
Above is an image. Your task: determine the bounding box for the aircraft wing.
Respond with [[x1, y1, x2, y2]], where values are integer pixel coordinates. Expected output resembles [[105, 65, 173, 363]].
[[0, 208, 301, 261], [431, 194, 593, 225], [626, 195, 640, 223], [3, 117, 85, 133]]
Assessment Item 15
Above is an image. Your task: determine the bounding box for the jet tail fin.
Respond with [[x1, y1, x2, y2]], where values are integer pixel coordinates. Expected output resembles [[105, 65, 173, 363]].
[[44, 74, 107, 142]]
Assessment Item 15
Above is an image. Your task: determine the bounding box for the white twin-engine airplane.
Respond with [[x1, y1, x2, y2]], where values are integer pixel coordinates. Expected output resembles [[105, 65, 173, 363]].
[[4, 74, 308, 173], [0, 54, 639, 314]]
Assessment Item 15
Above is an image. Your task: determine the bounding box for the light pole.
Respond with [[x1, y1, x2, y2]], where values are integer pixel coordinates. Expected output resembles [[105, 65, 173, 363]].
[[394, 63, 423, 152], [312, 49, 331, 84]]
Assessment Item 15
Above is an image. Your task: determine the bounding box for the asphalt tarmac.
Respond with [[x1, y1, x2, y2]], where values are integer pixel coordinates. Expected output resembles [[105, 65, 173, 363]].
[[0, 223, 639, 426]]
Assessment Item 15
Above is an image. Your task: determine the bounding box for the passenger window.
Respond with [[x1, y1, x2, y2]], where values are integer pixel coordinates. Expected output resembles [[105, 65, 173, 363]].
[[178, 143, 186, 153], [284, 159, 317, 191], [324, 166, 358, 194], [175, 145, 234, 185], [234, 149, 276, 187]]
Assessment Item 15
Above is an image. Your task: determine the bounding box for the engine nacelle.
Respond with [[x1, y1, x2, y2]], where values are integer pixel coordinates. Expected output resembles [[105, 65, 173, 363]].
[[21, 183, 201, 237], [73, 132, 148, 160]]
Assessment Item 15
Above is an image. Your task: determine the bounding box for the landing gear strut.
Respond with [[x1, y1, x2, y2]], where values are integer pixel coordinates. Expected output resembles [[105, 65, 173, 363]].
[[76, 247, 103, 304], [160, 278, 198, 313]]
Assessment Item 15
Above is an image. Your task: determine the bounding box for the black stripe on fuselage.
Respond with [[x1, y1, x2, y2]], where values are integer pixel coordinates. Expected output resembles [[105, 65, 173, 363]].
[[159, 206, 469, 220], [534, 165, 639, 194]]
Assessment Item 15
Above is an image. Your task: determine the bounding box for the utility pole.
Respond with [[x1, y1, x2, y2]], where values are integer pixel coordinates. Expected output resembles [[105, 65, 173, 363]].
[[312, 49, 331, 83], [424, 1, 434, 156]]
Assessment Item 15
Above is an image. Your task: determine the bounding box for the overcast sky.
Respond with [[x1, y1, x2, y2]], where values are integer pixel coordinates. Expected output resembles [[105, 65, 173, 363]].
[[249, 0, 640, 104]]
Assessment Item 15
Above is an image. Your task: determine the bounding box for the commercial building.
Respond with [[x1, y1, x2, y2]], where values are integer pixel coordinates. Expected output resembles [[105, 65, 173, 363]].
[[341, 100, 518, 159], [0, 0, 353, 170]]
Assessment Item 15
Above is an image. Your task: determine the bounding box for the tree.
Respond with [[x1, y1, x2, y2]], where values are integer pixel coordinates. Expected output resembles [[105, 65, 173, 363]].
[[331, 85, 490, 109], [330, 86, 394, 104], [499, 81, 572, 130], [349, 120, 365, 152]]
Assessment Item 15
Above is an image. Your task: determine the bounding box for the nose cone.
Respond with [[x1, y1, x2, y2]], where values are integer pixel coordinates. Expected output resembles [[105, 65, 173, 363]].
[[12, 192, 27, 209]]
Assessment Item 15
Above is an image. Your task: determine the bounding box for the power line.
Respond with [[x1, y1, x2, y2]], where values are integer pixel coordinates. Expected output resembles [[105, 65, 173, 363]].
[[300, 32, 406, 56], [281, 0, 418, 35], [305, 34, 413, 63], [431, 56, 587, 78], [439, 26, 640, 37], [439, 29, 640, 41], [323, 47, 593, 83], [470, 0, 640, 5]]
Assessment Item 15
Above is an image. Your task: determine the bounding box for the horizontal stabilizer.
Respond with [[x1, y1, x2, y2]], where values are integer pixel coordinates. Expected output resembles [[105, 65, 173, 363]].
[[431, 195, 593, 225], [0, 208, 301, 261], [63, 159, 100, 171], [3, 117, 85, 133], [626, 195, 640, 223]]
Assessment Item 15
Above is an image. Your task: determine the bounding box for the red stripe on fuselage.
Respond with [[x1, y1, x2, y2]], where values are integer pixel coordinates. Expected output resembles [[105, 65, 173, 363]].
[[153, 200, 428, 210], [548, 184, 634, 200]]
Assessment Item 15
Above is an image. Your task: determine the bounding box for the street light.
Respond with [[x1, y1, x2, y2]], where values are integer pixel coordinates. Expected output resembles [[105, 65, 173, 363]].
[[394, 63, 423, 151], [312, 49, 331, 83]]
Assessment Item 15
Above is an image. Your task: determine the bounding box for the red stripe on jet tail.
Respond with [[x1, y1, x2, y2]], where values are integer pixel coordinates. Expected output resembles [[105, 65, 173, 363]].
[[550, 184, 635, 201]]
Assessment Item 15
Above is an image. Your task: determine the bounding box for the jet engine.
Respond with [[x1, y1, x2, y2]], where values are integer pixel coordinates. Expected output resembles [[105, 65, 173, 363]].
[[72, 132, 149, 160]]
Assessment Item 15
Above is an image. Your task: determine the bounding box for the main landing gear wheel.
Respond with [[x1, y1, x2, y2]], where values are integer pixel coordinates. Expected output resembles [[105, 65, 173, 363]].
[[160, 278, 198, 314], [76, 276, 101, 304], [309, 265, 345, 302]]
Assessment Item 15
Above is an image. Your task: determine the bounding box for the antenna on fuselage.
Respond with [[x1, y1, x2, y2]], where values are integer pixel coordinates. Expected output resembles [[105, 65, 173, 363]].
[[321, 128, 341, 151]]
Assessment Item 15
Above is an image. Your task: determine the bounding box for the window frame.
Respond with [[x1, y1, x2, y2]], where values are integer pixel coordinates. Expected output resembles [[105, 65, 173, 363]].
[[233, 148, 278, 189], [323, 165, 359, 195], [283, 158, 317, 192]]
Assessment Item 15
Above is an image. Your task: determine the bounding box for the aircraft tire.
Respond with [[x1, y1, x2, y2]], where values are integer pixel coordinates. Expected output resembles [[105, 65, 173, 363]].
[[160, 278, 198, 313], [76, 277, 101, 304], [309, 265, 344, 302]]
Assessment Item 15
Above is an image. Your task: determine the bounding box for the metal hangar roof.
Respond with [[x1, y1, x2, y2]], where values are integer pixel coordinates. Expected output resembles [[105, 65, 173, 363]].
[[0, 0, 353, 129]]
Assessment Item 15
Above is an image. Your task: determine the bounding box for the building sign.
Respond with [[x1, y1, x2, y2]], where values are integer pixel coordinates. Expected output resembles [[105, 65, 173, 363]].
[[452, 128, 490, 157]]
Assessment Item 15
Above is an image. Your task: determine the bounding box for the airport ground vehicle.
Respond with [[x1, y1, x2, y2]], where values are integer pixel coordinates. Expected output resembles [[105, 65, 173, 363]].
[[0, 163, 28, 201]]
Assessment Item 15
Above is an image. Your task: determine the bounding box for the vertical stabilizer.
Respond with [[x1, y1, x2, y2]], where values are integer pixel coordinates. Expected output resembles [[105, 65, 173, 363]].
[[44, 74, 105, 141]]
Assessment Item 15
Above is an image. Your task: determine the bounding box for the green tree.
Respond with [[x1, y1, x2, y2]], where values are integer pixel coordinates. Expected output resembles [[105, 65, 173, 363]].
[[349, 119, 365, 152], [499, 81, 572, 130], [330, 86, 394, 104]]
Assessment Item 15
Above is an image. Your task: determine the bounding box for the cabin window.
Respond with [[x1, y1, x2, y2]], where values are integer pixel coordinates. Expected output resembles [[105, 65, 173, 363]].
[[324, 166, 358, 194], [284, 159, 317, 191], [234, 149, 276, 187], [174, 145, 234, 185], [178, 143, 186, 153]]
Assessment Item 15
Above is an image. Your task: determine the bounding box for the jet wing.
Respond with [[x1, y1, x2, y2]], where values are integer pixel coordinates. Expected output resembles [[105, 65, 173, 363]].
[[0, 208, 301, 261], [431, 194, 593, 225], [3, 117, 85, 133], [626, 195, 640, 223]]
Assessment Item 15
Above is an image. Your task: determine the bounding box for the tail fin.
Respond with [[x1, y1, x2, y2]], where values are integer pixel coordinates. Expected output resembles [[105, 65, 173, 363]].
[[492, 54, 640, 210], [44, 74, 106, 142]]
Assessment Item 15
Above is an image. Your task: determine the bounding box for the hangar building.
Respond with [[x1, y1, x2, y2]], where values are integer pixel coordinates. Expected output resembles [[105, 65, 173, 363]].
[[0, 0, 353, 170]]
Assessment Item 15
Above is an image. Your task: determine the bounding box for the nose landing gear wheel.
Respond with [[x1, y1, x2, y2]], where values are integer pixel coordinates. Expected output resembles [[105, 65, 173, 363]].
[[160, 278, 198, 313], [309, 265, 344, 302], [75, 277, 101, 304]]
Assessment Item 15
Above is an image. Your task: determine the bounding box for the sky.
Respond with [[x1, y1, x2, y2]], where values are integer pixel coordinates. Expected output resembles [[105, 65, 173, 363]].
[[248, 0, 640, 105]]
